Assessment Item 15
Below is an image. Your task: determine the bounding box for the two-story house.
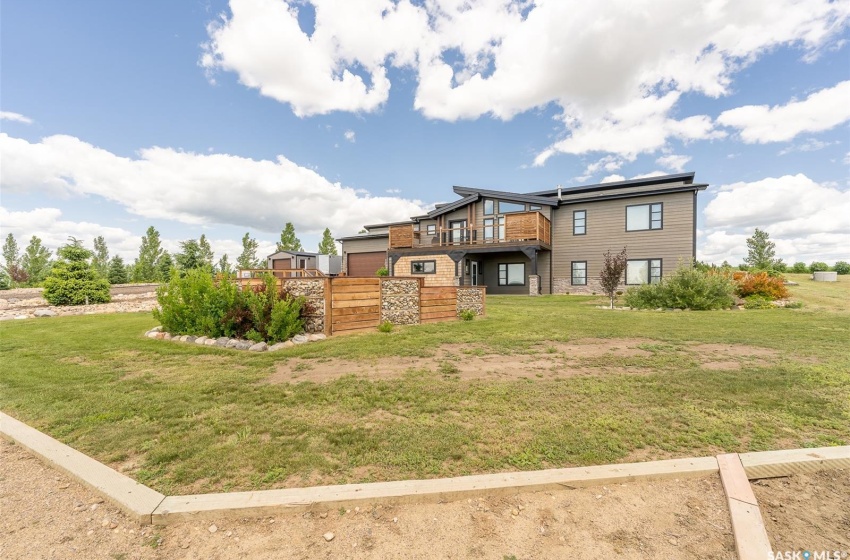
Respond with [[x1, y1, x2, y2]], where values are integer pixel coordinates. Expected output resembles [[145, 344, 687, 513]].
[[338, 172, 707, 295]]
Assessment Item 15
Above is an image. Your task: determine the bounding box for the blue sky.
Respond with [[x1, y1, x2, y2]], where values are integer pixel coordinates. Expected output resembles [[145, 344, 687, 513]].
[[1, 0, 849, 265]]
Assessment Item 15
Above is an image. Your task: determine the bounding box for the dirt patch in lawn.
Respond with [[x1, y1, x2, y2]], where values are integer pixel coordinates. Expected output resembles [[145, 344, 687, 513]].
[[1, 439, 735, 559], [753, 468, 850, 554], [267, 338, 783, 384]]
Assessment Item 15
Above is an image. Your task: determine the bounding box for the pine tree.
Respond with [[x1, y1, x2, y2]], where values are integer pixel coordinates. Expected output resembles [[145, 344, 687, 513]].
[[43, 238, 111, 305], [237, 233, 260, 270], [199, 234, 215, 267], [157, 251, 174, 280], [744, 228, 778, 270], [175, 240, 205, 273], [107, 255, 129, 284], [133, 226, 163, 282], [92, 236, 109, 278], [21, 236, 53, 286], [276, 222, 303, 252], [217, 254, 233, 276], [317, 228, 338, 255], [2, 233, 27, 285]]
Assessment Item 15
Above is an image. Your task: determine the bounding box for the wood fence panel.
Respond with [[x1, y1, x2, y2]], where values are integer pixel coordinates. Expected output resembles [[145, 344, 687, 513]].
[[330, 278, 382, 334]]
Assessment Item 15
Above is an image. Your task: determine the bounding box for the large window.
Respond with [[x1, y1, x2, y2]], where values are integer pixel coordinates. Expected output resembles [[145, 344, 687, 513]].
[[573, 210, 586, 235], [626, 259, 662, 285], [411, 260, 436, 274], [484, 217, 505, 241], [571, 261, 587, 285], [426, 224, 436, 235], [498, 263, 525, 286], [626, 203, 663, 231], [483, 199, 495, 215], [498, 201, 526, 214]]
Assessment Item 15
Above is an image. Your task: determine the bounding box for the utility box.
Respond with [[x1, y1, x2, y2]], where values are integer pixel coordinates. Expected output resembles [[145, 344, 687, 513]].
[[813, 271, 837, 282], [318, 255, 342, 275]]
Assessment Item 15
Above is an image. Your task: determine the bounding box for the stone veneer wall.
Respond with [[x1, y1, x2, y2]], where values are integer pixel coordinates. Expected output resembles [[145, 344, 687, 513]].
[[528, 275, 540, 296], [456, 287, 485, 316], [282, 279, 326, 333], [380, 278, 420, 325]]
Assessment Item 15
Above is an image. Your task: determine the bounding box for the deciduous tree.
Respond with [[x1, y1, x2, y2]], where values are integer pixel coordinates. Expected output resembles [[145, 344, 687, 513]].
[[599, 247, 628, 309], [21, 236, 53, 285], [744, 228, 780, 270], [237, 233, 260, 270], [133, 226, 163, 282], [92, 236, 109, 278]]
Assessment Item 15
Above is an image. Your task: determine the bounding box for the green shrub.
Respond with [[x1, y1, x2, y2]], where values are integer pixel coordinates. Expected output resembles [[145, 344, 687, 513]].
[[624, 265, 735, 310], [43, 242, 111, 306], [743, 295, 774, 309], [459, 309, 476, 321], [375, 267, 389, 277], [377, 321, 393, 333], [733, 271, 789, 299], [809, 261, 829, 272], [834, 261, 850, 275], [784, 301, 804, 309], [0, 268, 10, 290], [153, 271, 305, 341], [791, 262, 808, 273]]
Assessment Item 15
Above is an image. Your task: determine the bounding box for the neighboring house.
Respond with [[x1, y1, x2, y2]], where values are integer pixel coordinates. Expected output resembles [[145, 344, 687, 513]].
[[265, 251, 342, 276], [338, 172, 707, 295]]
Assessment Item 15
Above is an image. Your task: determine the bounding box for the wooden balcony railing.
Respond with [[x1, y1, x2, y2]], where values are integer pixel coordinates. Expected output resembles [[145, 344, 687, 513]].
[[389, 212, 551, 249]]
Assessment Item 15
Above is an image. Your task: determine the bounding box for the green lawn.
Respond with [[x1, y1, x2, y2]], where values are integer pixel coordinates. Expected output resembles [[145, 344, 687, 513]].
[[1, 277, 848, 495]]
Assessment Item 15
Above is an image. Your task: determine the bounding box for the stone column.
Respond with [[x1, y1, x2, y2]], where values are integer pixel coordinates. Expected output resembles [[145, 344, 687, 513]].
[[528, 275, 540, 296]]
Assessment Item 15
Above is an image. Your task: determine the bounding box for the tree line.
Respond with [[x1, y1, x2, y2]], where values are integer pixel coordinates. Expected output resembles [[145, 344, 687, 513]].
[[0, 222, 338, 289]]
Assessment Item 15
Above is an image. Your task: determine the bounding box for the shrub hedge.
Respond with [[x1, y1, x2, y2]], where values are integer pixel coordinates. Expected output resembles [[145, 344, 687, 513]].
[[624, 265, 736, 310], [154, 270, 306, 343], [733, 271, 789, 300]]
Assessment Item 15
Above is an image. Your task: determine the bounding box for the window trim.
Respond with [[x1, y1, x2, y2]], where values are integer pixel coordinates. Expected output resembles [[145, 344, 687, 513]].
[[625, 202, 664, 232], [573, 210, 587, 236], [571, 261, 587, 285], [498, 262, 526, 286], [410, 260, 437, 274], [625, 258, 663, 285]]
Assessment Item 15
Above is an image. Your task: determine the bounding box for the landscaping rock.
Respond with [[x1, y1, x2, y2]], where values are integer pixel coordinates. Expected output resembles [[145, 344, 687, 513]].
[[178, 335, 189, 342], [308, 333, 326, 342], [151, 326, 162, 332], [249, 342, 268, 352], [215, 337, 229, 347], [146, 331, 159, 338], [162, 333, 172, 340], [33, 309, 57, 318], [235, 340, 252, 350], [185, 336, 197, 343], [195, 336, 208, 345], [268, 342, 290, 352], [323, 532, 335, 542], [292, 334, 309, 345], [226, 339, 240, 348], [204, 338, 216, 346], [14, 315, 28, 320]]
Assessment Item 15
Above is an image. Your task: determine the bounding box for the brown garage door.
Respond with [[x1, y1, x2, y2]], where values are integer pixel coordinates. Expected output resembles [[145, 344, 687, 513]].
[[347, 252, 386, 277]]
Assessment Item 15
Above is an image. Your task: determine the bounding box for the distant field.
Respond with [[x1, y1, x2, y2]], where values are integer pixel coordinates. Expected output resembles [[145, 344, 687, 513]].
[[1, 276, 847, 495]]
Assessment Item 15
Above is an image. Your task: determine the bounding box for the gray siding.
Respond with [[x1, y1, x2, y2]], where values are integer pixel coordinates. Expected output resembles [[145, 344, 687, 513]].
[[551, 191, 695, 293]]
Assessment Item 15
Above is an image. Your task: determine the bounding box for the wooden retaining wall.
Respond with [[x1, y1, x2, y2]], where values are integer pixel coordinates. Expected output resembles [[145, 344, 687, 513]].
[[330, 278, 382, 334], [420, 286, 459, 323]]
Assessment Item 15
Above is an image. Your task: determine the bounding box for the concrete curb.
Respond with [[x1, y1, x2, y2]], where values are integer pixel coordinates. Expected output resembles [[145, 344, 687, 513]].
[[2, 411, 847, 528], [0, 412, 165, 524]]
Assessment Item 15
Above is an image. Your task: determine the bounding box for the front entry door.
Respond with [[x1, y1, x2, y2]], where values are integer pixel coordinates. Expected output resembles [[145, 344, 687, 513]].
[[470, 261, 479, 285]]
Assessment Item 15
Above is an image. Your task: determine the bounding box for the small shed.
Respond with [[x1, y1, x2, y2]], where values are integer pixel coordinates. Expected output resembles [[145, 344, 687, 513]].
[[266, 251, 341, 275]]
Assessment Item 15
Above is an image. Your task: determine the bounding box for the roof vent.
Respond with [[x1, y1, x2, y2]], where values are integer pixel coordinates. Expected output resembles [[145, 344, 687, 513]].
[[557, 185, 562, 200]]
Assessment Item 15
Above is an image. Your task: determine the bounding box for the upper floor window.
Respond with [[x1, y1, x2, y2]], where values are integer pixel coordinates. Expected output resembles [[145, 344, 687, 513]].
[[529, 204, 542, 211], [426, 224, 436, 235], [626, 203, 663, 231], [499, 201, 526, 214], [573, 210, 586, 235], [483, 199, 495, 215]]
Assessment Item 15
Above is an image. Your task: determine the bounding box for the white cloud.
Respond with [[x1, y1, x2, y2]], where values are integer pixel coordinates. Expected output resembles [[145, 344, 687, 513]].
[[700, 174, 850, 263], [202, 0, 850, 163], [778, 138, 837, 155], [0, 111, 33, 124], [717, 80, 850, 143], [0, 132, 426, 237], [343, 129, 356, 143], [386, 188, 401, 194], [0, 207, 141, 260], [656, 154, 692, 172], [601, 174, 625, 183]]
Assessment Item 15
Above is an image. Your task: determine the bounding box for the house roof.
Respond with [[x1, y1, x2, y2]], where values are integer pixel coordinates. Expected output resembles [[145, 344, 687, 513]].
[[528, 172, 698, 197], [557, 184, 707, 205], [336, 232, 390, 242], [362, 220, 415, 229], [426, 193, 480, 218], [266, 250, 322, 259], [451, 186, 559, 206]]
